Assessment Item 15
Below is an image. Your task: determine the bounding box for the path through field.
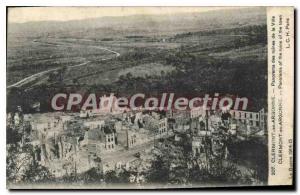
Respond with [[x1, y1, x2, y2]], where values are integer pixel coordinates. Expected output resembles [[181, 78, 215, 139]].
[[7, 40, 120, 89]]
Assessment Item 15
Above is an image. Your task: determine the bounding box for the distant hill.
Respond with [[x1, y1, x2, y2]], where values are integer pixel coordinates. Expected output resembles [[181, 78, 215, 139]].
[[8, 7, 266, 39]]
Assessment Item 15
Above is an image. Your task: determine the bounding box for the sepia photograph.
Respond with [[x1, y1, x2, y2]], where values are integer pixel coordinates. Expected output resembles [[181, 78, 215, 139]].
[[5, 6, 294, 189]]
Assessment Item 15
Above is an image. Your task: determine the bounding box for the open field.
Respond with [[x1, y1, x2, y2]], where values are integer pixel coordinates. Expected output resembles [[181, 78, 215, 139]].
[[7, 7, 267, 113]]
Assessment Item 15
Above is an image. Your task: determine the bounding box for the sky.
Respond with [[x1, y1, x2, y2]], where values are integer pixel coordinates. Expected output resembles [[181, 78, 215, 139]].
[[8, 7, 238, 23]]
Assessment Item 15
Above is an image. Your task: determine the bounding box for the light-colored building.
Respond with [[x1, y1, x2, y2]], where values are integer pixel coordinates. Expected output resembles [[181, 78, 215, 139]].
[[79, 109, 93, 118], [117, 124, 150, 149], [192, 136, 206, 157], [158, 118, 168, 135], [83, 120, 105, 130], [228, 124, 237, 135], [104, 130, 115, 150], [79, 123, 116, 154], [60, 115, 72, 123], [31, 119, 61, 133], [190, 107, 207, 119], [127, 130, 137, 148], [14, 113, 21, 126], [229, 108, 266, 129]]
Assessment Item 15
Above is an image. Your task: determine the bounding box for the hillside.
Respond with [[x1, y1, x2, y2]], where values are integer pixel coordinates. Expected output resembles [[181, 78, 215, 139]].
[[7, 7, 267, 113]]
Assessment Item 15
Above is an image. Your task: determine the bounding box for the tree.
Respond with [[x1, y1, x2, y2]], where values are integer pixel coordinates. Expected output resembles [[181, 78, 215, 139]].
[[7, 143, 53, 184], [104, 170, 119, 183], [81, 167, 103, 184], [72, 78, 80, 86], [22, 162, 53, 183], [146, 155, 169, 184], [7, 144, 25, 183], [7, 126, 22, 144], [118, 169, 131, 183]]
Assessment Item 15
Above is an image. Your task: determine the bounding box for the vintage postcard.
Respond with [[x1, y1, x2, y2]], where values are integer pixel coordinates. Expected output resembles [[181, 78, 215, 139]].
[[6, 7, 294, 189]]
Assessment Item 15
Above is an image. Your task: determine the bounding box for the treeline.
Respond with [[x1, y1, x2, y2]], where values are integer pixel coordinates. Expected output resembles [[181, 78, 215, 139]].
[[7, 24, 267, 113], [172, 25, 267, 41]]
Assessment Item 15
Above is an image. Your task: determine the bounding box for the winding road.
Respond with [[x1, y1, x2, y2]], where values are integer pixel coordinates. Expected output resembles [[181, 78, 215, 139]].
[[7, 40, 120, 89]]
